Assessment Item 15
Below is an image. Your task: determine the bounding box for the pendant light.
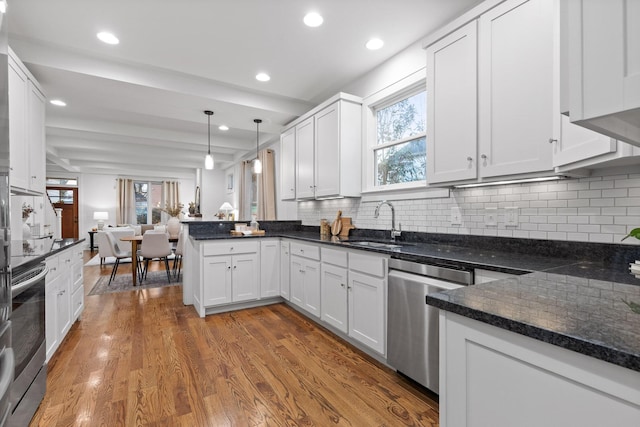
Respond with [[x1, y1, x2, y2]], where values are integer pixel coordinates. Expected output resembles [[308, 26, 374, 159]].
[[252, 119, 262, 174], [204, 110, 214, 170]]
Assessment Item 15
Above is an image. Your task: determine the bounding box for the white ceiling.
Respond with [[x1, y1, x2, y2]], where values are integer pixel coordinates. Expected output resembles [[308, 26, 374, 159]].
[[8, 0, 483, 179]]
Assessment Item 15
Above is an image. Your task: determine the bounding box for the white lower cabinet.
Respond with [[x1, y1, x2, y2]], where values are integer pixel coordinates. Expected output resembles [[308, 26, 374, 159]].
[[45, 245, 84, 362], [280, 241, 290, 300], [348, 252, 387, 355], [320, 248, 349, 334], [289, 242, 321, 317], [440, 311, 640, 427], [260, 239, 280, 298]]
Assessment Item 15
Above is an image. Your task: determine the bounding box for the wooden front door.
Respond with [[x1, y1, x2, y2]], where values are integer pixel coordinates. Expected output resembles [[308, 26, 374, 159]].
[[47, 187, 79, 239]]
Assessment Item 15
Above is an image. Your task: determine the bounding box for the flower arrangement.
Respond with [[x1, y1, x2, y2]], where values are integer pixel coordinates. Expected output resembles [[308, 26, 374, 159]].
[[162, 202, 184, 217], [22, 203, 34, 219]]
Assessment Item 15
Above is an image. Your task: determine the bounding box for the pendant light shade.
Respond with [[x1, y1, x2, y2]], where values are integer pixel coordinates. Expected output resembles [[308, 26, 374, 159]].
[[253, 119, 262, 174], [204, 110, 214, 170]]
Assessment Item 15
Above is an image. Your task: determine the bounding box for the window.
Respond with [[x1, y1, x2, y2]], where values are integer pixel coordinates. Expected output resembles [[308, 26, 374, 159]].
[[134, 181, 162, 224], [374, 90, 426, 187], [47, 189, 74, 204]]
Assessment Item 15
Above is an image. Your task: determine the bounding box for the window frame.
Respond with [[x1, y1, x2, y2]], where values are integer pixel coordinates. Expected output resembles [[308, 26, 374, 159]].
[[134, 180, 163, 225], [362, 70, 428, 194]]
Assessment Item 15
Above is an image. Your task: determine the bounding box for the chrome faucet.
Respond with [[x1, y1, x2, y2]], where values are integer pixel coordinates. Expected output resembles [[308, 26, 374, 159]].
[[374, 200, 402, 241]]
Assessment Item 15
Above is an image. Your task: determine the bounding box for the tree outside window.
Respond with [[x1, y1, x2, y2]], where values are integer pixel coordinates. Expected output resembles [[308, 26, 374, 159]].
[[134, 181, 162, 224], [374, 91, 426, 186]]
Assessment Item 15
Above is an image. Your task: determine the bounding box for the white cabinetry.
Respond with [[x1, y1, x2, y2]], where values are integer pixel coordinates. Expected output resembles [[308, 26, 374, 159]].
[[440, 311, 640, 427], [260, 239, 280, 298], [280, 127, 296, 200], [289, 242, 321, 317], [426, 21, 478, 184], [280, 240, 290, 300], [478, 0, 556, 178], [426, 0, 557, 185], [45, 245, 83, 362], [347, 252, 387, 355], [289, 93, 362, 200], [320, 248, 348, 334], [8, 49, 46, 194], [201, 241, 259, 308], [565, 0, 640, 147]]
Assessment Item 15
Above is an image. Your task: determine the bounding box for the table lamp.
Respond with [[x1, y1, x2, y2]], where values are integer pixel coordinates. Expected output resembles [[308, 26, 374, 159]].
[[93, 211, 108, 230], [219, 202, 234, 220]]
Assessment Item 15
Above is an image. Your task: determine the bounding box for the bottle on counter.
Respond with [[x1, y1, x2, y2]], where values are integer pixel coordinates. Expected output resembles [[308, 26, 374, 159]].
[[320, 219, 330, 236], [250, 214, 259, 231]]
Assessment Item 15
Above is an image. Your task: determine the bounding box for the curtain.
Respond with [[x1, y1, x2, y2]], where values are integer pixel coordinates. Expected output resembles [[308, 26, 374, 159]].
[[162, 181, 180, 209], [116, 178, 136, 225], [238, 160, 249, 219], [257, 149, 276, 220]]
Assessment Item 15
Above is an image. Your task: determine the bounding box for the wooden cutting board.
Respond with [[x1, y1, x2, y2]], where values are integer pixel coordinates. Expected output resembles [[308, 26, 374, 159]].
[[338, 217, 355, 237], [331, 210, 342, 236]]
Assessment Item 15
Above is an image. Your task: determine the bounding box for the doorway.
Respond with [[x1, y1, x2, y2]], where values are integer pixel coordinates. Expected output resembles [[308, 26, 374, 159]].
[[46, 187, 78, 239]]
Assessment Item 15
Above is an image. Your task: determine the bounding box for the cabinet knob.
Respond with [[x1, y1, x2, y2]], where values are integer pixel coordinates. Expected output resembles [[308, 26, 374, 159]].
[[548, 138, 557, 144], [466, 157, 473, 161], [233, 265, 237, 269], [341, 283, 345, 288], [481, 154, 487, 159], [227, 265, 231, 270], [230, 247, 234, 251], [31, 176, 37, 179]]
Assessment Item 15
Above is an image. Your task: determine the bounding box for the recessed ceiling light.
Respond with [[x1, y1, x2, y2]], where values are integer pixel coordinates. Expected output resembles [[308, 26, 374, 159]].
[[0, 1, 7, 14], [366, 38, 384, 50], [256, 72, 271, 82], [218, 125, 229, 131], [97, 31, 119, 45], [303, 12, 323, 27], [50, 99, 67, 107]]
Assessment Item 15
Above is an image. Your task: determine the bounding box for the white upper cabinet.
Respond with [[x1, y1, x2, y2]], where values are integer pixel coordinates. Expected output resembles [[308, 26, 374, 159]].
[[565, 0, 640, 146], [553, 114, 616, 167], [8, 49, 46, 195], [295, 117, 315, 199], [280, 127, 296, 200], [286, 93, 362, 200], [478, 0, 556, 178], [425, 0, 558, 185], [426, 21, 478, 184]]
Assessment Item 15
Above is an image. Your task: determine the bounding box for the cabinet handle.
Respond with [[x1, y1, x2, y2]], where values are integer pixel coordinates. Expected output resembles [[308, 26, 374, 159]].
[[31, 175, 37, 179], [480, 154, 487, 159], [548, 138, 557, 144], [467, 157, 473, 161]]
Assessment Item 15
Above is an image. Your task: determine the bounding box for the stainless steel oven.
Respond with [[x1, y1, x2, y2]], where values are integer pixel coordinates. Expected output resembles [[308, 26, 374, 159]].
[[9, 263, 47, 427]]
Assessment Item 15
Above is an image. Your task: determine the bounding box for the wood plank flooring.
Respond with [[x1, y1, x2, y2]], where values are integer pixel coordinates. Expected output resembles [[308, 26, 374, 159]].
[[29, 250, 439, 426]]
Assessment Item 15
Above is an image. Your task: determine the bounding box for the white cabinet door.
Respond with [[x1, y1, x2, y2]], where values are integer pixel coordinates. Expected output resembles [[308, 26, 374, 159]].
[[45, 270, 59, 362], [232, 253, 259, 302], [8, 56, 29, 191], [296, 117, 315, 199], [280, 241, 290, 300], [314, 103, 340, 198], [553, 114, 617, 167], [280, 127, 296, 200], [27, 81, 46, 193], [290, 256, 305, 308], [478, 0, 556, 178], [203, 256, 232, 306], [320, 263, 348, 334], [303, 259, 321, 317], [57, 271, 72, 340], [427, 21, 478, 184], [348, 270, 386, 355], [260, 240, 280, 298]]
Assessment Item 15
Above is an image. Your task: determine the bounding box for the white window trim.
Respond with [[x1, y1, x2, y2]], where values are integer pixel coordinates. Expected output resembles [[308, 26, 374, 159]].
[[362, 68, 444, 199]]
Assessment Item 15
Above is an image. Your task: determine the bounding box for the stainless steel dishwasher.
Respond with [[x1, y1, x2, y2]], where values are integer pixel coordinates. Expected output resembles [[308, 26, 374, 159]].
[[387, 258, 472, 394]]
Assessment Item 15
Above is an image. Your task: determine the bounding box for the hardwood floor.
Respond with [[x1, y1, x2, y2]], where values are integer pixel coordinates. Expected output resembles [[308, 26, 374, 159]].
[[30, 250, 439, 426]]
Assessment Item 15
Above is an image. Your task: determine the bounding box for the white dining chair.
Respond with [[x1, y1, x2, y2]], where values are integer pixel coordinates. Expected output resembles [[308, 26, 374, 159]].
[[139, 231, 172, 283]]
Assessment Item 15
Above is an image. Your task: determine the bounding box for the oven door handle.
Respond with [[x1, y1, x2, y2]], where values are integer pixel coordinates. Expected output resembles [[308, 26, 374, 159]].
[[11, 267, 48, 298]]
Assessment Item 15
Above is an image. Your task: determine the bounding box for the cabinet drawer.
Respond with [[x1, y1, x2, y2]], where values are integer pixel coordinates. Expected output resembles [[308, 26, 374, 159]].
[[349, 252, 387, 277], [203, 240, 258, 256], [290, 242, 320, 260], [321, 247, 347, 268], [46, 255, 60, 280]]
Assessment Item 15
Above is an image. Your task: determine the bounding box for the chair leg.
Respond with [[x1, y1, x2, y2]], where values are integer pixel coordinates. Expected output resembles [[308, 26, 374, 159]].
[[164, 257, 171, 283], [108, 258, 120, 285], [176, 255, 182, 279]]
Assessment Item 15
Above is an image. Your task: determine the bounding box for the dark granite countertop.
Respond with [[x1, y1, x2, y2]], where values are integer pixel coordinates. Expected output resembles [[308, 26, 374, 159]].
[[186, 221, 640, 371], [11, 238, 85, 273]]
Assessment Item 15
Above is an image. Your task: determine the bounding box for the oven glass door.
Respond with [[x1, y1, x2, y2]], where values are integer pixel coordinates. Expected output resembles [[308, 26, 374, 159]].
[[11, 266, 46, 379]]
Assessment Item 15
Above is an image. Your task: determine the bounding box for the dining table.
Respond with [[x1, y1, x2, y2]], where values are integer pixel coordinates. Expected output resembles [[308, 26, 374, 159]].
[[119, 234, 178, 286]]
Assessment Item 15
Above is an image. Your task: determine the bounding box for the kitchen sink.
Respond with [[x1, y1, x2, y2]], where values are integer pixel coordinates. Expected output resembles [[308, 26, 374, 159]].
[[348, 241, 403, 250]]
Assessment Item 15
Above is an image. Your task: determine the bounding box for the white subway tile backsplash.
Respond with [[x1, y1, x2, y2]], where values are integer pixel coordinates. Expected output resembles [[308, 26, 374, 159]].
[[297, 171, 640, 244]]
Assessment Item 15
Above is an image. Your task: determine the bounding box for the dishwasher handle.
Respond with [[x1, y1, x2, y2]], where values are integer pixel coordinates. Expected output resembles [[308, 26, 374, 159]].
[[389, 269, 465, 291]]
